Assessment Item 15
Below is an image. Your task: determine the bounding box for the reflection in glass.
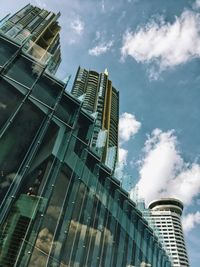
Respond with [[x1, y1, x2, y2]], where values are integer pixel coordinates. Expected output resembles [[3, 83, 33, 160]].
[[32, 74, 62, 108], [75, 112, 93, 144], [28, 164, 71, 266], [0, 99, 44, 201], [55, 94, 78, 126], [0, 37, 18, 67], [0, 78, 24, 129], [6, 55, 43, 88]]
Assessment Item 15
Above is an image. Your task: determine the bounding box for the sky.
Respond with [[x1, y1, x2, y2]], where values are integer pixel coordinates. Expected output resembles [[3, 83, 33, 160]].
[[1, 0, 200, 266]]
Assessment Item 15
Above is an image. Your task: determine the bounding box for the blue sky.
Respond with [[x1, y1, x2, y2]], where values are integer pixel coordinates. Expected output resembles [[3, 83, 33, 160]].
[[1, 0, 200, 266]]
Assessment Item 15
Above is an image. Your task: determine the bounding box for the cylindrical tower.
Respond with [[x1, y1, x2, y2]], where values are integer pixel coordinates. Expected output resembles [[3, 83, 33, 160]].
[[148, 198, 189, 267]]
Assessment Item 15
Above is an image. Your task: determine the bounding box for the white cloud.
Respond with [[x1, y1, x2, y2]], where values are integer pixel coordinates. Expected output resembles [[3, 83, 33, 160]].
[[70, 17, 84, 35], [121, 10, 200, 78], [119, 112, 141, 143], [182, 211, 200, 233], [119, 147, 128, 165], [193, 0, 200, 9], [115, 148, 128, 180], [88, 41, 113, 56], [132, 129, 200, 205], [115, 113, 141, 180], [95, 31, 101, 41], [35, 0, 47, 8], [101, 0, 105, 13]]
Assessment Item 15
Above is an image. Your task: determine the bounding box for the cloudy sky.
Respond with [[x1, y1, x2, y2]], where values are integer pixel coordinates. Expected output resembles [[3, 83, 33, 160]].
[[1, 0, 200, 266]]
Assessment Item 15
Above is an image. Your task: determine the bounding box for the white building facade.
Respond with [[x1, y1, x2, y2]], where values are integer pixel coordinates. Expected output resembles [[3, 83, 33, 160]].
[[147, 198, 189, 267]]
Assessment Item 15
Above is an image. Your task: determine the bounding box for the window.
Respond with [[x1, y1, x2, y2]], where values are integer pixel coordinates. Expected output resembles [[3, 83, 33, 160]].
[[0, 37, 19, 67], [6, 55, 43, 88]]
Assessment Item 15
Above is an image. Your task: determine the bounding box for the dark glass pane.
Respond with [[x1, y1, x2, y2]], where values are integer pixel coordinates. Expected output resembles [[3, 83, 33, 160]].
[[75, 113, 93, 143], [0, 78, 24, 129], [17, 121, 59, 197], [0, 37, 18, 67], [55, 95, 78, 126], [12, 160, 59, 265], [0, 99, 44, 201], [6, 55, 43, 88], [32, 75, 62, 107], [28, 164, 72, 266], [64, 136, 87, 173]]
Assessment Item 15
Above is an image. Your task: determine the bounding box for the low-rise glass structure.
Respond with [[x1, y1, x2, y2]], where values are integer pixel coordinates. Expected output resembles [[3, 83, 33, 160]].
[[0, 32, 172, 267]]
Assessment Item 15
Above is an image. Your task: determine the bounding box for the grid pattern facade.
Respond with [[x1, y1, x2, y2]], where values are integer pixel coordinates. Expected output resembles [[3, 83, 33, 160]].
[[71, 67, 119, 172], [0, 33, 171, 267], [147, 199, 189, 267], [0, 4, 61, 74]]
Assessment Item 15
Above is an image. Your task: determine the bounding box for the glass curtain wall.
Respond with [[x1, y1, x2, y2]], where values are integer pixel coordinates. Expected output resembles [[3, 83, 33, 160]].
[[0, 33, 171, 267]]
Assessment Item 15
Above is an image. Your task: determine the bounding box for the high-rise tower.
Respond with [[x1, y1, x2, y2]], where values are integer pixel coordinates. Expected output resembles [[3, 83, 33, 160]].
[[148, 198, 189, 267], [0, 4, 61, 74], [71, 66, 119, 172]]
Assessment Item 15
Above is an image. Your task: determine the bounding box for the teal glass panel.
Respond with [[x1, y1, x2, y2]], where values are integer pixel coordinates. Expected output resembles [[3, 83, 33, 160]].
[[0, 99, 44, 202], [72, 163, 99, 266], [55, 95, 78, 126], [97, 180, 111, 266], [17, 161, 59, 266], [32, 74, 62, 108], [54, 170, 85, 265], [64, 135, 87, 172], [90, 173, 109, 266], [28, 163, 72, 266], [0, 37, 18, 67], [16, 121, 59, 198], [6, 55, 43, 88], [0, 78, 24, 129], [0, 194, 40, 266], [75, 112, 93, 144]]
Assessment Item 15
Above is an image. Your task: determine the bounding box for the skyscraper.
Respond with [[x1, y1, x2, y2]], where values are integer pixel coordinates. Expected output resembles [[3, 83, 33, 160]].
[[71, 66, 119, 172], [148, 198, 189, 267], [0, 28, 172, 266], [0, 4, 61, 74]]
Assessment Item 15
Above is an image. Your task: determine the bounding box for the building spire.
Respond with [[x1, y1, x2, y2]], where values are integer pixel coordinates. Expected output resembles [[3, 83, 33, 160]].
[[104, 68, 109, 76]]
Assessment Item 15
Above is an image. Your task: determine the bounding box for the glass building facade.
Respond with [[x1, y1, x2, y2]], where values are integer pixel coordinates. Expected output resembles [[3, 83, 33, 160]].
[[0, 32, 172, 267], [0, 4, 61, 74]]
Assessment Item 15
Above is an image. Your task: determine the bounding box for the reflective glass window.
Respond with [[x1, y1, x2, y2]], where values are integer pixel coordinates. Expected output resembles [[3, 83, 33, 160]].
[[6, 55, 43, 88], [75, 113, 93, 143], [16, 121, 59, 198], [55, 95, 78, 126], [32, 74, 62, 108], [0, 37, 18, 67], [0, 99, 44, 201], [0, 78, 24, 129], [28, 163, 72, 266]]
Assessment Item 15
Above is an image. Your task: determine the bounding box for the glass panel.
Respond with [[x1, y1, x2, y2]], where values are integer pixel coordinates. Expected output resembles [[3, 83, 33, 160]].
[[6, 24, 23, 38], [0, 37, 18, 67], [0, 99, 45, 202], [60, 160, 98, 267], [64, 136, 87, 172], [0, 194, 41, 266], [32, 74, 62, 108], [28, 163, 72, 267], [0, 78, 24, 130], [6, 55, 43, 88], [55, 95, 78, 126], [74, 112, 93, 144], [16, 121, 59, 198], [0, 120, 59, 266], [24, 41, 52, 65]]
